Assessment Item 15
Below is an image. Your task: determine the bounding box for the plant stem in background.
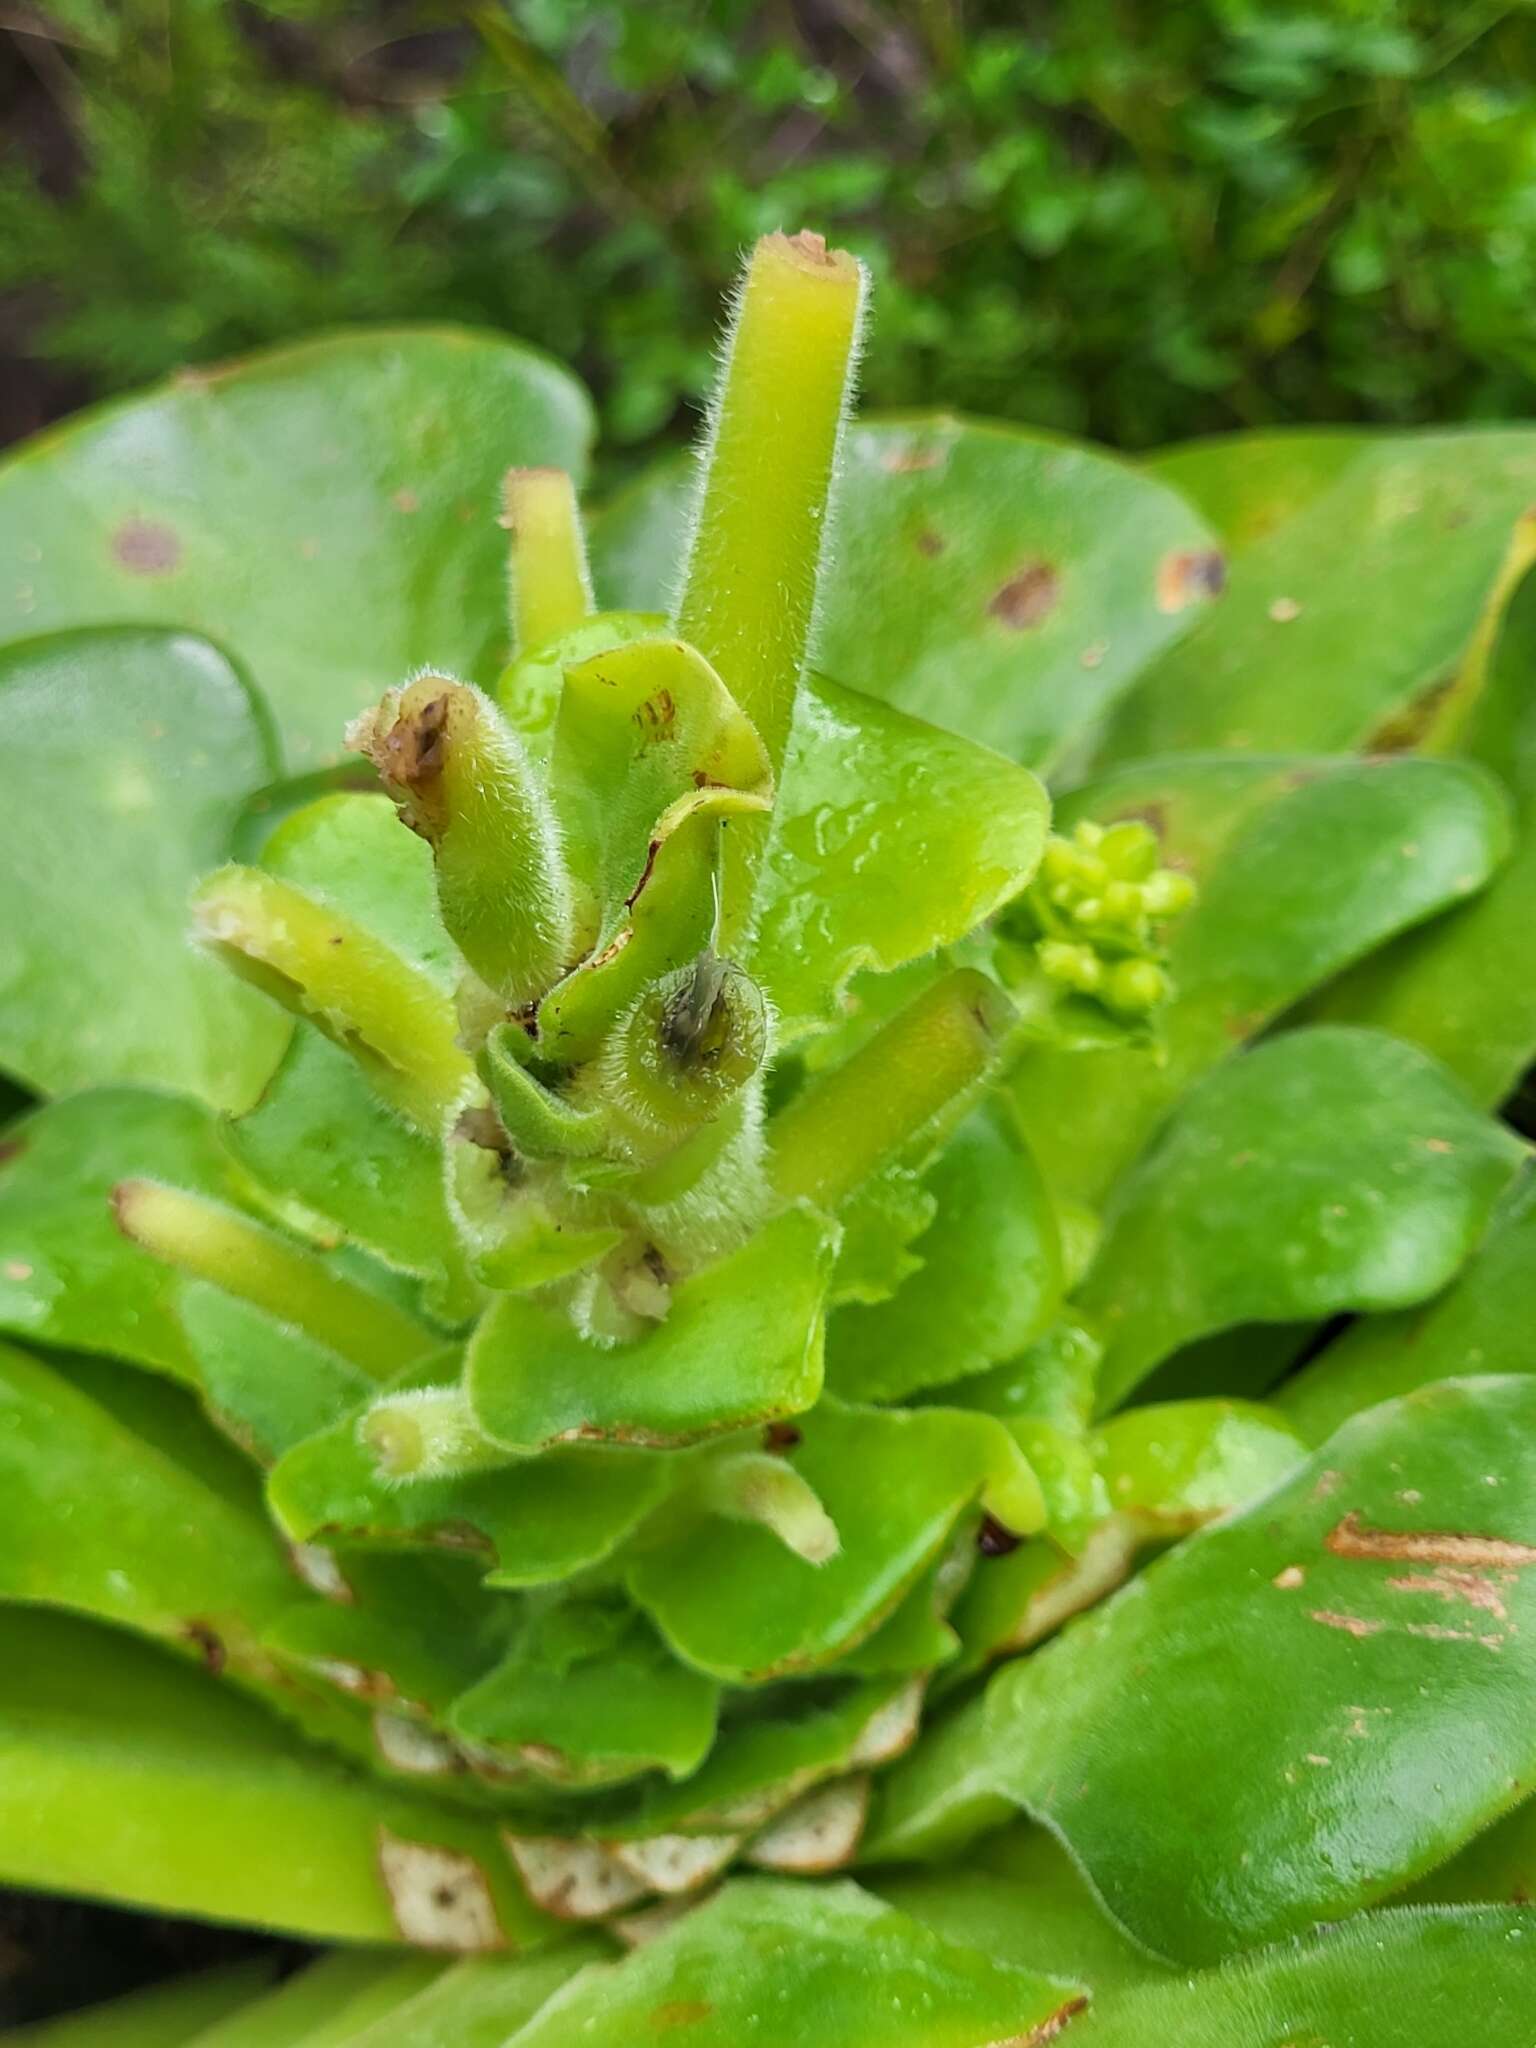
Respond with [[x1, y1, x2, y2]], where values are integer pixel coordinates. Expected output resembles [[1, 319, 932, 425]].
[[504, 467, 593, 654]]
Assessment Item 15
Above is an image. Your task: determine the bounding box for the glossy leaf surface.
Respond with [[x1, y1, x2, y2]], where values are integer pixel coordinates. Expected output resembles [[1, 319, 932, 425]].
[[594, 415, 1218, 770], [1305, 561, 1536, 1107], [1281, 1165, 1536, 1446], [508, 1877, 1085, 2047], [0, 629, 288, 1109], [0, 1608, 546, 1948], [986, 1375, 1536, 1962], [468, 1210, 833, 1451], [753, 677, 1048, 1044], [1078, 1027, 1524, 1410], [1074, 1907, 1536, 2046], [0, 1088, 255, 1380], [0, 330, 593, 767], [826, 1103, 1061, 1401], [1097, 430, 1536, 764], [628, 1398, 1041, 1683]]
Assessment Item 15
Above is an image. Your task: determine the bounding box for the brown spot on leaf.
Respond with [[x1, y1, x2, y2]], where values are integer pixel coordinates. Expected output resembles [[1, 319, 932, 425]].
[[1365, 672, 1458, 754], [0, 1137, 26, 1168], [989, 562, 1060, 631], [1329, 1510, 1536, 1570], [183, 1621, 227, 1675], [392, 488, 420, 514], [633, 689, 676, 741], [881, 445, 944, 473], [650, 2001, 715, 2029], [1273, 1565, 1306, 1590], [112, 519, 181, 577], [1308, 1609, 1384, 1639], [764, 1420, 802, 1452], [1156, 547, 1226, 613], [1388, 1569, 1510, 1620], [914, 528, 944, 558], [1008, 2000, 1091, 2047]]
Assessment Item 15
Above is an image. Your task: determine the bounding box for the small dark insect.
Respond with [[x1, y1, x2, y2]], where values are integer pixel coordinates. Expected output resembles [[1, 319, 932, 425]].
[[660, 951, 731, 1067], [977, 1514, 1023, 1558]]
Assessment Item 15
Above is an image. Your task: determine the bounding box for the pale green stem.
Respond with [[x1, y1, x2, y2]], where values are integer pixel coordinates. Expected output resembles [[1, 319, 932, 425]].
[[113, 1180, 432, 1379], [697, 1450, 841, 1564], [676, 230, 865, 773], [358, 1386, 515, 1482], [768, 969, 1015, 1210], [504, 467, 593, 654], [348, 677, 573, 1003], [193, 864, 472, 1131]]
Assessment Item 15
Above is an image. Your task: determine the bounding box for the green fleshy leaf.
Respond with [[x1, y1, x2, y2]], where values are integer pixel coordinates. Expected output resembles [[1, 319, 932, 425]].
[[0, 1607, 548, 1948], [594, 416, 1219, 772], [2, 1960, 282, 2047], [0, 330, 594, 767], [606, 1676, 924, 1839], [1305, 563, 1536, 1107], [1146, 429, 1374, 552], [0, 629, 288, 1110], [826, 1162, 937, 1307], [496, 611, 664, 761], [186, 1954, 444, 2048], [826, 1103, 1061, 1402], [262, 1550, 512, 1728], [628, 1398, 1041, 1684], [1074, 1907, 1536, 2046], [453, 1604, 719, 1788], [335, 1945, 606, 2048], [229, 1027, 473, 1319], [0, 1088, 254, 1381], [467, 1209, 834, 1452], [1280, 1165, 1536, 1447], [178, 1283, 371, 1463], [1011, 752, 1513, 1205], [1092, 1400, 1308, 1539], [751, 676, 1050, 1043], [1078, 1026, 1525, 1411], [507, 1876, 1086, 2047], [0, 1340, 306, 1681], [548, 634, 769, 918], [260, 792, 458, 994], [267, 1358, 670, 1587], [1096, 430, 1536, 764], [985, 1375, 1536, 1963], [871, 1819, 1161, 1996]]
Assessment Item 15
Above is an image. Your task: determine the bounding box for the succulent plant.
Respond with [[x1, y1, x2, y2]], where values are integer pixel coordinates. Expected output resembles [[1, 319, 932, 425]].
[[5, 233, 1536, 2043]]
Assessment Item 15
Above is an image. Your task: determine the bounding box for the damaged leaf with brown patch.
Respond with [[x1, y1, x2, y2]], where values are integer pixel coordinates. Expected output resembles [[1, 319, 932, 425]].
[[977, 1374, 1536, 1963]]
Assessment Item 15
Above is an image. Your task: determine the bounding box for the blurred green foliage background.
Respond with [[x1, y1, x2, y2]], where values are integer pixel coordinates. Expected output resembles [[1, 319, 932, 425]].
[[3, 2, 1536, 475]]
